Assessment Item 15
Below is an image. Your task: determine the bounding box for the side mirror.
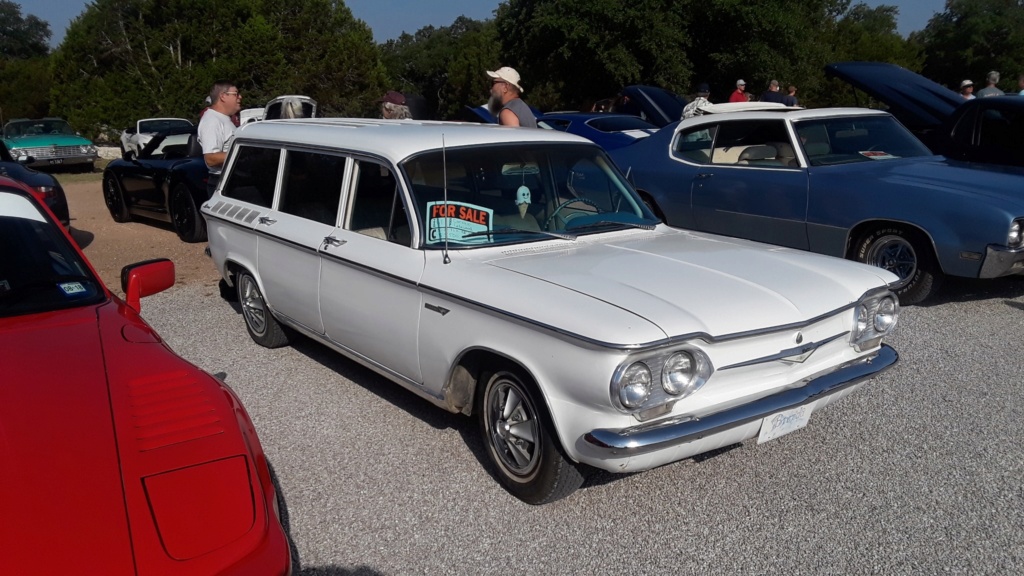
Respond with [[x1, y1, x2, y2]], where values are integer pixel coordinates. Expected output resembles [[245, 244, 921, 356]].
[[120, 258, 175, 312]]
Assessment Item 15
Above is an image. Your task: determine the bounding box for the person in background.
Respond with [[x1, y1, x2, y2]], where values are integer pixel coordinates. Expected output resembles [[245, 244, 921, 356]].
[[378, 91, 412, 119], [729, 79, 748, 103], [760, 79, 786, 104], [959, 79, 976, 100], [976, 71, 1005, 97], [281, 97, 305, 119], [198, 80, 242, 195], [487, 66, 536, 127], [1018, 74, 1024, 95], [682, 83, 711, 118], [783, 85, 798, 106]]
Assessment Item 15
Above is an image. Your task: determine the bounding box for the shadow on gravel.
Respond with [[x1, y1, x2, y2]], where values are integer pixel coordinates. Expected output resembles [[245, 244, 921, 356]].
[[223, 299, 461, 432], [269, 460, 387, 576], [69, 226, 95, 249], [916, 275, 1024, 308]]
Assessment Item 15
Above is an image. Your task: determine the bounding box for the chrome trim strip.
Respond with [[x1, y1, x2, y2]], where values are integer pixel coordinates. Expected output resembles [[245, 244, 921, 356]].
[[583, 344, 897, 455], [718, 331, 849, 370], [208, 211, 874, 353]]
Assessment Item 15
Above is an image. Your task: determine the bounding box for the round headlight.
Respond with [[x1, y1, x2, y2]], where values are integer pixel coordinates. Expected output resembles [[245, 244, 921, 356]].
[[619, 362, 652, 408], [1009, 221, 1022, 247], [662, 351, 697, 396], [874, 296, 897, 332]]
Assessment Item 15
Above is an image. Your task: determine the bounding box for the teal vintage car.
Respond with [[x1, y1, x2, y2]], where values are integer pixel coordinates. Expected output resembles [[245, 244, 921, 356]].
[[2, 118, 98, 171]]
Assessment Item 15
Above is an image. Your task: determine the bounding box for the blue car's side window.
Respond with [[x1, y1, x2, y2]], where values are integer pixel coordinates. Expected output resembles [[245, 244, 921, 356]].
[[672, 125, 717, 164]]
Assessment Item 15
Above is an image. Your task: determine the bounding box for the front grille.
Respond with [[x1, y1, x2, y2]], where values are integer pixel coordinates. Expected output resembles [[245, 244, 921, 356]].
[[18, 145, 91, 159]]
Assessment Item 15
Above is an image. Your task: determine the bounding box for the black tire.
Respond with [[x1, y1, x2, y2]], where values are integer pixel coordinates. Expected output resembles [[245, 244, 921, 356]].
[[103, 173, 131, 223], [236, 271, 290, 348], [170, 183, 207, 242], [854, 226, 942, 305], [638, 190, 665, 223], [476, 367, 584, 504]]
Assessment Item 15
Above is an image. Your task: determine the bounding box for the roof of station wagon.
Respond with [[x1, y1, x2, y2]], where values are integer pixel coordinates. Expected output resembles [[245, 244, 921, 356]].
[[232, 118, 592, 163]]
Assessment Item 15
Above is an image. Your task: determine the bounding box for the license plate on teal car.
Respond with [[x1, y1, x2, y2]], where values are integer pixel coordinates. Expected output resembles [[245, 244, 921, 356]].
[[48, 158, 64, 165], [757, 401, 817, 443]]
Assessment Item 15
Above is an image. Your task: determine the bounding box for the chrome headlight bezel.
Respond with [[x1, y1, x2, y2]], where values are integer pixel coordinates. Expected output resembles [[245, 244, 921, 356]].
[[1008, 219, 1023, 249], [611, 346, 714, 414], [850, 288, 899, 352]]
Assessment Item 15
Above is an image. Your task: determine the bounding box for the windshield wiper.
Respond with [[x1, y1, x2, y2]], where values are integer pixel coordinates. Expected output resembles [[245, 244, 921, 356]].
[[567, 220, 657, 233], [462, 228, 577, 241]]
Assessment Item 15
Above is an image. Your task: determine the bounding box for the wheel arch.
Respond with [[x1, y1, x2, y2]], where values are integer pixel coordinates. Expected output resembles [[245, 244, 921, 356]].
[[845, 219, 944, 273], [443, 347, 555, 424]]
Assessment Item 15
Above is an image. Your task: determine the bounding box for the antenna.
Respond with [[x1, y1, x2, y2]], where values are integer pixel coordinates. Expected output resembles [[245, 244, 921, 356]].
[[442, 133, 450, 265]]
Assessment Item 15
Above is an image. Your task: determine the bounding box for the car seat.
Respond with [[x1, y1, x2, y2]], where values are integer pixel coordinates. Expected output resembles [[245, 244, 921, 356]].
[[737, 145, 778, 165], [186, 134, 203, 158]]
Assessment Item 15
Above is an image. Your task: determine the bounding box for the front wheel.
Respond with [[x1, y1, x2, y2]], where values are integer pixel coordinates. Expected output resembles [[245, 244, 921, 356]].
[[236, 271, 290, 348], [477, 368, 583, 504], [855, 227, 942, 304], [103, 173, 130, 223], [170, 183, 207, 242]]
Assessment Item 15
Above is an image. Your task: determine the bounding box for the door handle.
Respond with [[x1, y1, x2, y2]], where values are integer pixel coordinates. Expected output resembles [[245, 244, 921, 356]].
[[695, 173, 714, 180], [323, 236, 347, 247], [258, 216, 277, 225]]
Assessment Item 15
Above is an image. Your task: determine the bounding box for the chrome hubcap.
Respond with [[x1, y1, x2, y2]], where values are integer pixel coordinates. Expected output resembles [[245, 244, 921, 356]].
[[869, 237, 916, 288], [239, 277, 267, 335], [488, 380, 539, 475]]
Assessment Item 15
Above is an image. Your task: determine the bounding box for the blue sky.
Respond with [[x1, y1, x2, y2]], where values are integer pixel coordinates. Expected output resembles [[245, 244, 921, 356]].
[[25, 0, 945, 47]]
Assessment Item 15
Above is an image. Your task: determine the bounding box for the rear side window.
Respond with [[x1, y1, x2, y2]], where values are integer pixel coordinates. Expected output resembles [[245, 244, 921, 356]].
[[279, 150, 346, 226], [222, 146, 281, 208], [346, 160, 411, 245]]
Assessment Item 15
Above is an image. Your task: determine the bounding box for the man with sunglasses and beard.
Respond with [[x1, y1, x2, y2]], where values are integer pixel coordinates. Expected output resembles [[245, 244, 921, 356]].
[[486, 67, 537, 128]]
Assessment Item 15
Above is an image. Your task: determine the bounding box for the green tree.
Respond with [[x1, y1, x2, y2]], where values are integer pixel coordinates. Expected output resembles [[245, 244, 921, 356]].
[[0, 0, 51, 59], [381, 16, 499, 119], [49, 0, 385, 138], [0, 1, 53, 121], [915, 0, 1024, 93], [495, 0, 692, 112]]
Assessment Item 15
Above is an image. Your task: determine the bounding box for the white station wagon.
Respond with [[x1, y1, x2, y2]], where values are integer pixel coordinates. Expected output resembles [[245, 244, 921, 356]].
[[202, 119, 900, 504]]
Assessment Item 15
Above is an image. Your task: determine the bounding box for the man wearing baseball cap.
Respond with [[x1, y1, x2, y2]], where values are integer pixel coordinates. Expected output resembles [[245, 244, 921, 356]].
[[486, 66, 537, 127], [960, 79, 975, 100], [729, 79, 748, 103]]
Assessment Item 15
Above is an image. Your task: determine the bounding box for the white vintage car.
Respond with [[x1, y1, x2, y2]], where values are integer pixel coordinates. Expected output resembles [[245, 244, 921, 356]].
[[202, 119, 900, 504], [120, 118, 193, 158]]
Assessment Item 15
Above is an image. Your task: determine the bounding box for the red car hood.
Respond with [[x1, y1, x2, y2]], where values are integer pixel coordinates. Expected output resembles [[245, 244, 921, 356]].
[[0, 304, 135, 574]]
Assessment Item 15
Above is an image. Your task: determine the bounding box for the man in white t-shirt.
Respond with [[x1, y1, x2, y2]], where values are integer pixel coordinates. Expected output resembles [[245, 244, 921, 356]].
[[198, 81, 242, 195]]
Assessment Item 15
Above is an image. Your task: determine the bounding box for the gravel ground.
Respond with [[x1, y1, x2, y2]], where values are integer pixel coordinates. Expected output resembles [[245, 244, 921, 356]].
[[67, 178, 1024, 574]]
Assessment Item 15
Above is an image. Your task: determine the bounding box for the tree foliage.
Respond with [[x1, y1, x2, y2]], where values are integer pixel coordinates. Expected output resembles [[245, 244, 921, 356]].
[[496, 0, 692, 111], [381, 17, 499, 119], [0, 0, 51, 59], [49, 0, 385, 138], [915, 0, 1024, 92]]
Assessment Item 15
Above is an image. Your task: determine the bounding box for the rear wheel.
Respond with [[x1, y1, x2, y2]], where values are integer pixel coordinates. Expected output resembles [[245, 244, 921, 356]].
[[477, 367, 583, 504], [236, 271, 290, 348], [170, 183, 207, 242], [103, 173, 130, 223], [855, 226, 941, 304]]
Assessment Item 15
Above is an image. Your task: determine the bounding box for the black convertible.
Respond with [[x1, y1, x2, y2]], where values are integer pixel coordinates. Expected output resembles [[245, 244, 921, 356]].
[[102, 127, 210, 242]]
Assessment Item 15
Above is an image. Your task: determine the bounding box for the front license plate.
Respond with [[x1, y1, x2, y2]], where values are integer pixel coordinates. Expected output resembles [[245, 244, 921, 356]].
[[757, 402, 816, 444], [48, 158, 64, 165]]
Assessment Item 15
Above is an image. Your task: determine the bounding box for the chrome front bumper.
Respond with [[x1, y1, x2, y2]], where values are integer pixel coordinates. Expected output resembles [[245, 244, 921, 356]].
[[978, 244, 1024, 278], [583, 344, 898, 456]]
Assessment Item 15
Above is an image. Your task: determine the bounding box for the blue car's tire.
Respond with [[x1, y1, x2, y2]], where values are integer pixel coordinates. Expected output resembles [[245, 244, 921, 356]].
[[855, 226, 941, 305]]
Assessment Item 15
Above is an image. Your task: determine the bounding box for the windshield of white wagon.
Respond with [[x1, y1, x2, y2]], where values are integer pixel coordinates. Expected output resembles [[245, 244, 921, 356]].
[[401, 143, 656, 249], [794, 115, 933, 166]]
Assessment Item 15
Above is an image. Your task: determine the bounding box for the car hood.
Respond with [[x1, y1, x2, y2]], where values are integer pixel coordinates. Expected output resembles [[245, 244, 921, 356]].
[[826, 157, 1024, 209], [484, 228, 894, 338], [4, 134, 94, 148], [0, 304, 135, 574], [825, 62, 961, 132]]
